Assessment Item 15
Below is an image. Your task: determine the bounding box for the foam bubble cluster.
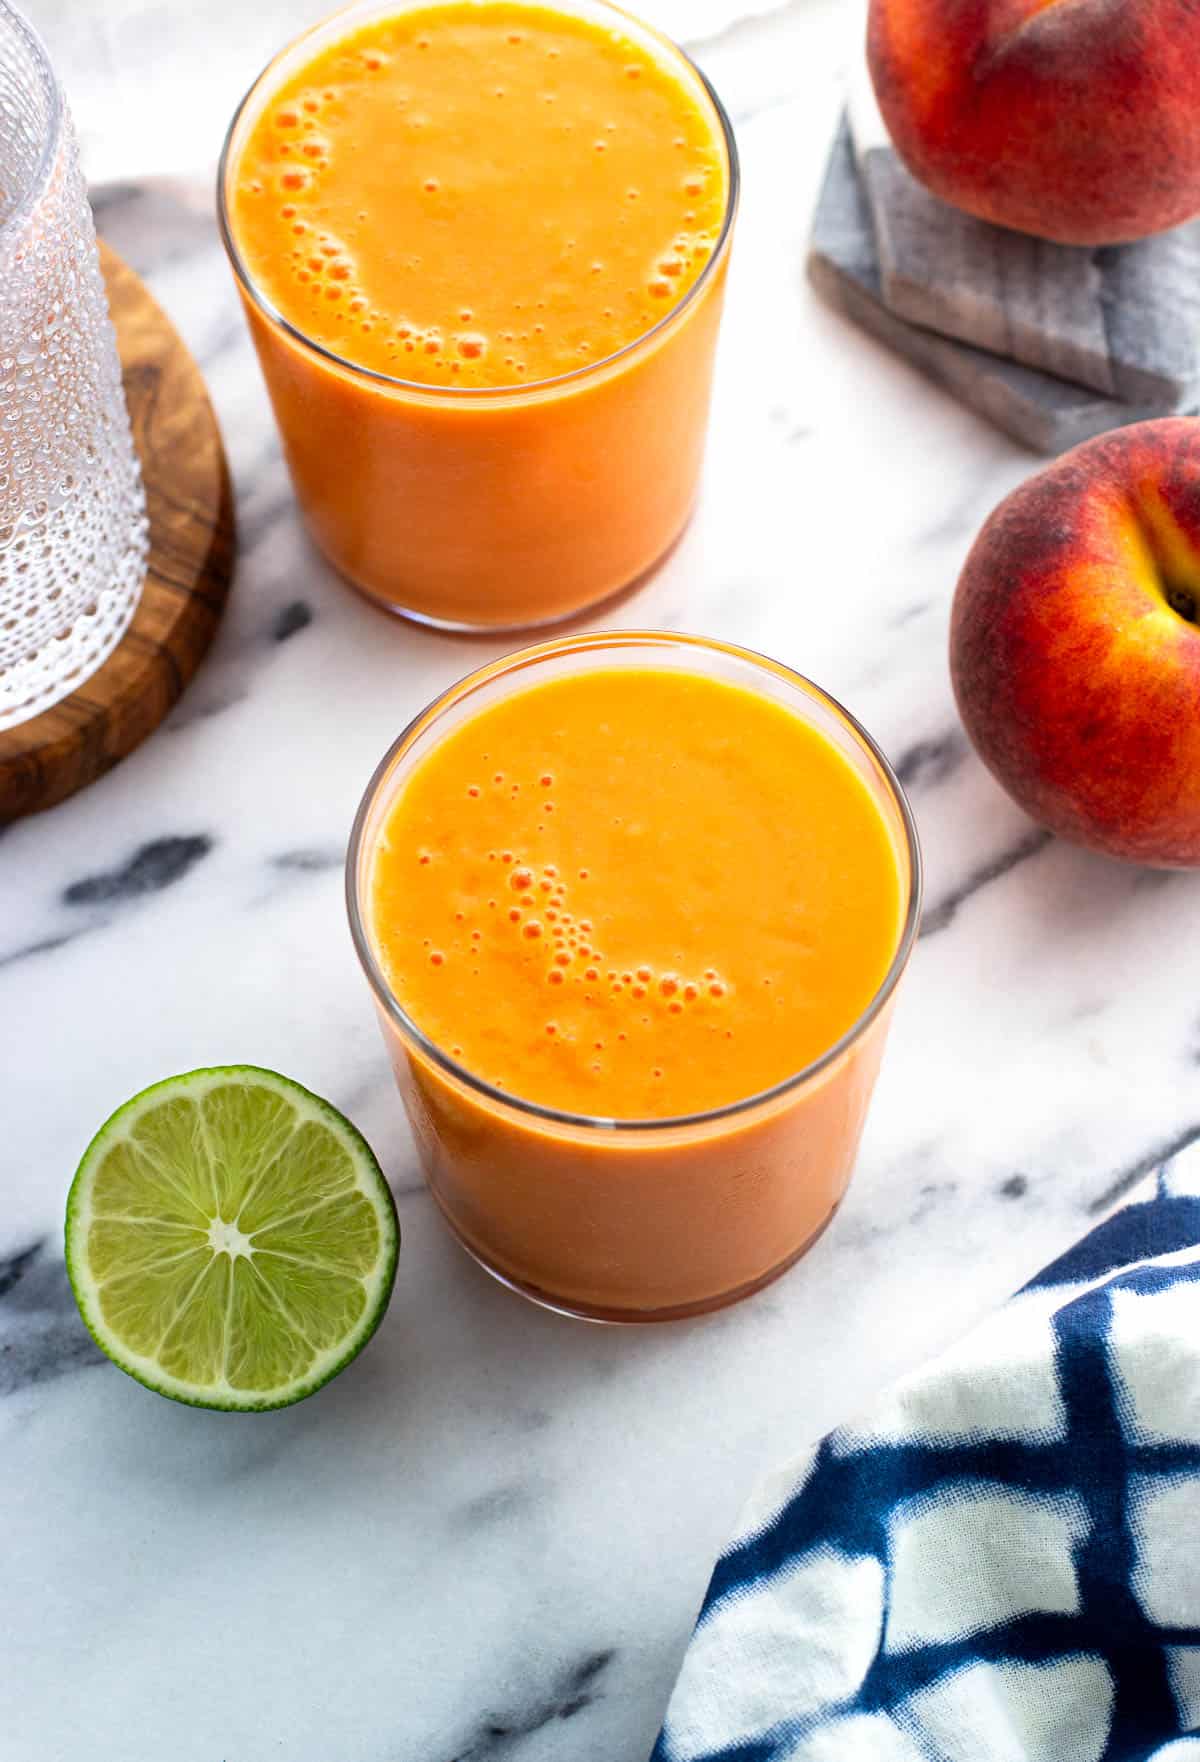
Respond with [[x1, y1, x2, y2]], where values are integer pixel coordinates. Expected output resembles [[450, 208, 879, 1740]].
[[233, 8, 728, 388], [413, 764, 731, 1077]]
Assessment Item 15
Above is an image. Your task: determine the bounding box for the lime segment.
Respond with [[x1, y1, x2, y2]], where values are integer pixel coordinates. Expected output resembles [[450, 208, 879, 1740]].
[[65, 1067, 399, 1410]]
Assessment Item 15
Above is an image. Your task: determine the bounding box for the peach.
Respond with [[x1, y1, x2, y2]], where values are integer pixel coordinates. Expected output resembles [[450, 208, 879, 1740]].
[[868, 0, 1200, 245], [950, 418, 1200, 866]]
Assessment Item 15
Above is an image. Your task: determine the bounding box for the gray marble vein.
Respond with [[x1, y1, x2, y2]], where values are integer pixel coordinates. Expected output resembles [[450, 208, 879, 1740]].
[[61, 834, 214, 907], [893, 732, 967, 793], [270, 846, 344, 874], [429, 1650, 617, 1761], [0, 928, 86, 971], [920, 828, 1054, 938], [0, 1242, 105, 1395], [1087, 1125, 1200, 1217], [272, 599, 315, 642]]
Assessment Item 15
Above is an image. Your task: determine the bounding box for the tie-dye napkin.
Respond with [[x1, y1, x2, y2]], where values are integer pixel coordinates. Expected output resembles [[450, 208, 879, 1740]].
[[653, 1147, 1200, 1762]]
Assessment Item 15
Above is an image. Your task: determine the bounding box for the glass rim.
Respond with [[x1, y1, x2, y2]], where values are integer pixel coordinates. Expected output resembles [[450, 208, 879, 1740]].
[[345, 630, 925, 1135], [0, 0, 63, 248], [215, 0, 740, 403]]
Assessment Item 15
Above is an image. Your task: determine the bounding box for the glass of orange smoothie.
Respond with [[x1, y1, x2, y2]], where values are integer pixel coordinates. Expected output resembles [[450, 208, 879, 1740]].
[[347, 633, 922, 1321], [218, 1, 738, 631]]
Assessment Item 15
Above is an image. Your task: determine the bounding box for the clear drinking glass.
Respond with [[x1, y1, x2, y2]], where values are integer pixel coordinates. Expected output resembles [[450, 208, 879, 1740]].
[[0, 0, 148, 732], [218, 0, 738, 633], [348, 632, 923, 1322]]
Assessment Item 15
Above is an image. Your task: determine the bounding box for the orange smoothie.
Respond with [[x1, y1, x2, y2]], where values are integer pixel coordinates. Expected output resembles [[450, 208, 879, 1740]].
[[220, 1, 736, 629], [349, 635, 921, 1320]]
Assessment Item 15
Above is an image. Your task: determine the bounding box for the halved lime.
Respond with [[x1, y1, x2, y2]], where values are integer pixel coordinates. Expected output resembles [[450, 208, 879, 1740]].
[[65, 1066, 399, 1411]]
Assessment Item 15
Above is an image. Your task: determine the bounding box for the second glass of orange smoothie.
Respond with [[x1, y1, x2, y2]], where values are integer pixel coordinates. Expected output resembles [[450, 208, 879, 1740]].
[[348, 633, 922, 1322], [219, 0, 737, 631]]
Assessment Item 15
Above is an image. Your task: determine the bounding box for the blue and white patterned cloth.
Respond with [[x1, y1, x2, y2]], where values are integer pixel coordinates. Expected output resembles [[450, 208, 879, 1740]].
[[653, 1148, 1200, 1762]]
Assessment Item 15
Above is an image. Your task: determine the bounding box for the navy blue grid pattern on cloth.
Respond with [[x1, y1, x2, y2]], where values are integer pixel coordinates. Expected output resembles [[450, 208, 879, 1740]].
[[652, 1147, 1200, 1762]]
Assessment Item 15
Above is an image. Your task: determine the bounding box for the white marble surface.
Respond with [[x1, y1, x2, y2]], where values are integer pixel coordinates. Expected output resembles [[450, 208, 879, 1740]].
[[5, 2, 1200, 1759]]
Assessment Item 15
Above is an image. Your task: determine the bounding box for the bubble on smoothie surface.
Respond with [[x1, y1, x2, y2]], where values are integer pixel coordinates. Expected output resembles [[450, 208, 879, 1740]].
[[403, 779, 733, 1101], [232, 6, 727, 389]]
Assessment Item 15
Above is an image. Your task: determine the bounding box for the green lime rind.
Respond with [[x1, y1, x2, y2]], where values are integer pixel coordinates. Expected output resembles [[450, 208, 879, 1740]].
[[65, 1066, 399, 1413]]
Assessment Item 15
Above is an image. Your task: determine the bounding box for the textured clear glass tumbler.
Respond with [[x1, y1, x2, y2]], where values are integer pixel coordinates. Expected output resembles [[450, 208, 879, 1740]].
[[0, 0, 148, 732]]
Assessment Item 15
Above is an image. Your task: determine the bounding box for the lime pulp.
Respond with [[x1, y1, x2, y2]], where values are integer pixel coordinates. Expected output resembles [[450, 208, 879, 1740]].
[[65, 1066, 399, 1411]]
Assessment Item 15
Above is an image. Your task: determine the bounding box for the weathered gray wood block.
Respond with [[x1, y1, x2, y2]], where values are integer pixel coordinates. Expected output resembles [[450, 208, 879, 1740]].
[[807, 117, 1193, 455], [848, 69, 1200, 408]]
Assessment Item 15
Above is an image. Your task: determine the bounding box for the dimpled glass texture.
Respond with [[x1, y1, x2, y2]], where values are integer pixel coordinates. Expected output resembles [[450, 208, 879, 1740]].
[[0, 0, 147, 731]]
